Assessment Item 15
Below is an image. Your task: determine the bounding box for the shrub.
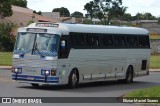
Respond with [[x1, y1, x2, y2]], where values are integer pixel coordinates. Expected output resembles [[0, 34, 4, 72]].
[[0, 22, 17, 51]]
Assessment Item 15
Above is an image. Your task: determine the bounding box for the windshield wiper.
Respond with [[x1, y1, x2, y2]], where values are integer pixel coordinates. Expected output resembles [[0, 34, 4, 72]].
[[33, 43, 45, 57]]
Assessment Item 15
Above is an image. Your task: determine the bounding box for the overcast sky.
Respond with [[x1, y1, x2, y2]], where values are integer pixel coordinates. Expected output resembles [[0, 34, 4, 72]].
[[27, 0, 160, 17]]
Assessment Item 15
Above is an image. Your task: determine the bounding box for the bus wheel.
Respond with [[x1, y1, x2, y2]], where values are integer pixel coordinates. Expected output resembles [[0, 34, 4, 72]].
[[68, 70, 78, 88], [31, 83, 39, 87], [125, 66, 133, 83]]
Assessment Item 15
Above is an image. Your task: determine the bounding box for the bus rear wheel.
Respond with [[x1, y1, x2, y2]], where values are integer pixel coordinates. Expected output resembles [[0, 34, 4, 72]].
[[68, 70, 78, 88], [124, 66, 133, 83]]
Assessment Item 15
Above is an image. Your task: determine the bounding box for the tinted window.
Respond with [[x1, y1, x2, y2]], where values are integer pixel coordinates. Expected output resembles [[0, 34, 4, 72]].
[[139, 36, 150, 48], [127, 36, 138, 47], [114, 35, 126, 47], [102, 35, 113, 47], [71, 33, 85, 47], [86, 34, 99, 46], [70, 32, 150, 49]]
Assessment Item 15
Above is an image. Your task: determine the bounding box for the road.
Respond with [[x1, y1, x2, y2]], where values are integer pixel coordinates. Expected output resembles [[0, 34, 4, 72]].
[[0, 69, 160, 106]]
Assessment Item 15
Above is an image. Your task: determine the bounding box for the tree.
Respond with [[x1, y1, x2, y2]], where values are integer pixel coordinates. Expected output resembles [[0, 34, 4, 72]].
[[133, 12, 156, 20], [144, 12, 156, 20], [122, 13, 132, 21], [33, 10, 42, 15], [83, 19, 93, 24], [0, 22, 17, 51], [9, 0, 27, 8], [158, 17, 160, 24], [71, 11, 83, 18], [84, 0, 127, 25], [84, 1, 94, 20], [116, 6, 128, 20], [52, 7, 70, 17], [0, 0, 12, 19]]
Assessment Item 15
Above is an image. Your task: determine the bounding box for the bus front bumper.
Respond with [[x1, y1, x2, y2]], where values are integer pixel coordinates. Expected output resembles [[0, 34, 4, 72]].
[[12, 74, 59, 85]]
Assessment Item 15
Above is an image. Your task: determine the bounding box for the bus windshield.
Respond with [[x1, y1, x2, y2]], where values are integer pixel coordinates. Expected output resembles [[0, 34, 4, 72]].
[[14, 33, 59, 56]]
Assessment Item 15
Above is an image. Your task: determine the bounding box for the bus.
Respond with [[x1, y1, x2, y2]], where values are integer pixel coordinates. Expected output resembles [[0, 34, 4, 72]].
[[12, 22, 150, 88]]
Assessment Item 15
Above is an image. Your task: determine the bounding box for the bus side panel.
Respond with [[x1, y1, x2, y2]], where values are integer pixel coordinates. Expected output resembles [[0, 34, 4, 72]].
[[59, 48, 150, 83]]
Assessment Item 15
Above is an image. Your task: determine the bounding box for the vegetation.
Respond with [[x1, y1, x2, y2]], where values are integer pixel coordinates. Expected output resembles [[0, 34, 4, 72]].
[[0, 52, 12, 66], [125, 86, 160, 97], [150, 35, 160, 39], [9, 0, 27, 8], [150, 55, 160, 69], [132, 12, 156, 21], [84, 0, 127, 25], [52, 7, 70, 17], [84, 1, 94, 21], [0, 0, 12, 19], [0, 22, 17, 51], [158, 17, 160, 24], [71, 11, 83, 18], [0, 0, 27, 19], [33, 10, 42, 15], [83, 19, 93, 24]]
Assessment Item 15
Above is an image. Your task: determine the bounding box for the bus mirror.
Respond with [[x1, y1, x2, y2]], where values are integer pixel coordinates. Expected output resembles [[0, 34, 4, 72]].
[[61, 40, 66, 49]]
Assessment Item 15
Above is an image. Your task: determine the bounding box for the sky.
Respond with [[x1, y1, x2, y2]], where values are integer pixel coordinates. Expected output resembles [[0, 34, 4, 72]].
[[27, 0, 160, 17]]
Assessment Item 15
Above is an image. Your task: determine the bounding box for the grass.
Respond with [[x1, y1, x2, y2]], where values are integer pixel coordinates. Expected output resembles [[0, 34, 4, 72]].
[[0, 52, 12, 66], [124, 86, 160, 97], [150, 35, 160, 39], [150, 55, 160, 69], [0, 52, 160, 69]]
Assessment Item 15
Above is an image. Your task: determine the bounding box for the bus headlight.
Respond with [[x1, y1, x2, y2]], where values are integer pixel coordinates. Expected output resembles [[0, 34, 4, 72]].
[[45, 70, 49, 75], [15, 68, 18, 72], [13, 67, 22, 73], [41, 69, 50, 76]]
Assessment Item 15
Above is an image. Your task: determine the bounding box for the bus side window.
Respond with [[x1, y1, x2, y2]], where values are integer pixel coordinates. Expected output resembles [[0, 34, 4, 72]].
[[86, 34, 99, 47], [139, 36, 150, 48], [127, 36, 138, 48], [114, 35, 126, 48], [71, 33, 85, 48], [102, 35, 113, 47]]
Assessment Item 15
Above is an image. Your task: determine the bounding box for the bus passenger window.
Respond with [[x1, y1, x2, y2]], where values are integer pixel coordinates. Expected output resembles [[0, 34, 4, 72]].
[[86, 34, 99, 47], [139, 36, 150, 48], [127, 36, 138, 47], [102, 35, 113, 47], [71, 33, 85, 47], [114, 36, 126, 47]]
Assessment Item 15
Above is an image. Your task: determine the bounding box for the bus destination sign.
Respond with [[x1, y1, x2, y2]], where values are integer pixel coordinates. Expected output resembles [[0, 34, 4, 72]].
[[35, 23, 59, 27]]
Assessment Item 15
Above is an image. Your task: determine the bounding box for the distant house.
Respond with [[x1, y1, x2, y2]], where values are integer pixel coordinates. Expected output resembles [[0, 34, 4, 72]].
[[42, 12, 83, 23], [2, 5, 59, 27], [42, 12, 60, 22]]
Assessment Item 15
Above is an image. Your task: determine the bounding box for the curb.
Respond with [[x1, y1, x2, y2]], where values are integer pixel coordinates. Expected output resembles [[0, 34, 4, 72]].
[[0, 66, 12, 70], [149, 69, 160, 72]]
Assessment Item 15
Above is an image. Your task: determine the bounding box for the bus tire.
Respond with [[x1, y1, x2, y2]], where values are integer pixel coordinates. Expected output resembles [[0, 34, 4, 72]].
[[124, 66, 133, 83], [31, 83, 39, 87], [68, 69, 78, 88]]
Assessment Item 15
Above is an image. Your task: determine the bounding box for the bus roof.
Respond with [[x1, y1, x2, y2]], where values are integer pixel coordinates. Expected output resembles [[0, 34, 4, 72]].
[[28, 23, 149, 35]]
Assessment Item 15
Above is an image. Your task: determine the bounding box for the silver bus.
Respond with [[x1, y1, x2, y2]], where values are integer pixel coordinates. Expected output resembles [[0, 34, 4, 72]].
[[12, 22, 150, 88]]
